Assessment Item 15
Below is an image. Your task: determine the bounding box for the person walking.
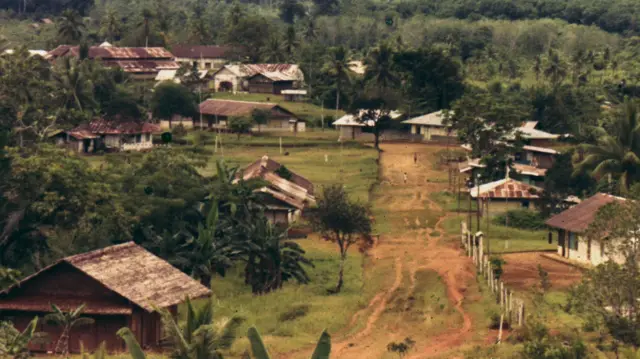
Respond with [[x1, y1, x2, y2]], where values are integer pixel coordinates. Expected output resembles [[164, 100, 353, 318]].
[[403, 172, 408, 184], [414, 152, 418, 165]]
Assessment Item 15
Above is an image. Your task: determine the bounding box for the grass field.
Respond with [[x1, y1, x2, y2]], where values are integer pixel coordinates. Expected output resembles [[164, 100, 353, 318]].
[[208, 92, 345, 123]]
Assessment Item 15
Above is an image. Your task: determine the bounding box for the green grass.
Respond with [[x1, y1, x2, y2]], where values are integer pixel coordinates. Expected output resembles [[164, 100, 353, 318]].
[[441, 214, 555, 253], [208, 92, 345, 122], [204, 238, 373, 357]]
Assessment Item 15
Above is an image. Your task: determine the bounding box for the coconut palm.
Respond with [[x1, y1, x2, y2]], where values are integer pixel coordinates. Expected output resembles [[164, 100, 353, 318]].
[[322, 46, 351, 114], [261, 35, 285, 63], [575, 99, 640, 193], [118, 297, 243, 359], [44, 304, 95, 357], [51, 56, 96, 112], [137, 8, 154, 47], [57, 9, 85, 44], [99, 8, 122, 42], [544, 50, 568, 88], [364, 43, 398, 92]]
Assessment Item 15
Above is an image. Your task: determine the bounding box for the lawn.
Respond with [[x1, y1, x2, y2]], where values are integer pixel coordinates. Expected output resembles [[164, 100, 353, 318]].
[[208, 92, 345, 123]]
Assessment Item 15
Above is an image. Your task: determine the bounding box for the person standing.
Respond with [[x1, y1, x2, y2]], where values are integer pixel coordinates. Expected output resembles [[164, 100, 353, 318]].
[[414, 152, 418, 164], [403, 172, 408, 184]]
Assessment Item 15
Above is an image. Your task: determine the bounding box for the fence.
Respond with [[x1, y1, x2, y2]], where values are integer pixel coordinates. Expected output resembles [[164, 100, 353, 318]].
[[460, 221, 526, 343]]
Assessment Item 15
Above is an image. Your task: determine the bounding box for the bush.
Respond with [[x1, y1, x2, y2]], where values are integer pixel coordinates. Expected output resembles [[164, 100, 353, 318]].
[[493, 209, 546, 230], [171, 124, 188, 138], [278, 304, 310, 322]]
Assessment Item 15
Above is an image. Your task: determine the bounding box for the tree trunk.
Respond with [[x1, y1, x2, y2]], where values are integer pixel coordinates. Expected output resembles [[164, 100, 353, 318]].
[[374, 130, 380, 150], [336, 87, 340, 115], [200, 274, 212, 288], [54, 327, 70, 356], [335, 250, 347, 293]]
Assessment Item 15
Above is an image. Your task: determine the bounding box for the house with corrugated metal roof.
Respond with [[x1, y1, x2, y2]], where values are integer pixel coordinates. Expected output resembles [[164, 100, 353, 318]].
[[46, 43, 179, 80], [170, 45, 237, 71], [51, 119, 162, 153], [469, 177, 543, 211], [0, 242, 211, 353], [545, 193, 626, 266], [198, 99, 305, 132], [239, 155, 316, 225], [402, 110, 455, 141], [211, 64, 304, 93]]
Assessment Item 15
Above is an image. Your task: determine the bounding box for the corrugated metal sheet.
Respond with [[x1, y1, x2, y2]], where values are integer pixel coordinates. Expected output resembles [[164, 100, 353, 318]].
[[199, 99, 295, 119], [403, 110, 452, 127], [67, 129, 99, 140], [334, 110, 403, 127], [171, 45, 232, 59], [469, 178, 542, 199], [242, 155, 314, 194], [513, 163, 547, 177], [545, 193, 624, 233], [253, 71, 298, 82], [46, 46, 179, 74], [72, 119, 161, 135]]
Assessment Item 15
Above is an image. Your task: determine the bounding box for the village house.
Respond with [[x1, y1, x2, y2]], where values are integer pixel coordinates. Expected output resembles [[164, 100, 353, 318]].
[[239, 155, 315, 225], [281, 89, 308, 102], [469, 176, 543, 212], [333, 110, 403, 140], [0, 242, 210, 353], [170, 45, 235, 71], [211, 64, 304, 93], [402, 110, 455, 141], [52, 119, 162, 153], [198, 99, 305, 132], [509, 121, 560, 147], [546, 193, 626, 266], [46, 43, 179, 80]]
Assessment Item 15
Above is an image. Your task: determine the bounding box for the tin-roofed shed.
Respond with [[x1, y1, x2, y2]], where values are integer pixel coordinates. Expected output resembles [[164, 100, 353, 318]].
[[0, 242, 210, 353]]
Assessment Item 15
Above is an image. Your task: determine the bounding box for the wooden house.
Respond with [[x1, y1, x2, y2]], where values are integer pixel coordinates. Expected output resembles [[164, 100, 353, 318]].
[[282, 89, 308, 102], [211, 64, 303, 93], [469, 177, 543, 211], [198, 99, 305, 132], [546, 193, 626, 266], [246, 72, 298, 94], [239, 156, 315, 225], [402, 110, 455, 141], [0, 242, 211, 353], [52, 119, 161, 153], [333, 110, 403, 140], [170, 45, 235, 71], [46, 43, 179, 80]]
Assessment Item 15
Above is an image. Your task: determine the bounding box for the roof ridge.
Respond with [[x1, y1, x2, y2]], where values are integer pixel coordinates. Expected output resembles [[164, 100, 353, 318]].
[[65, 241, 137, 264], [204, 99, 278, 106]]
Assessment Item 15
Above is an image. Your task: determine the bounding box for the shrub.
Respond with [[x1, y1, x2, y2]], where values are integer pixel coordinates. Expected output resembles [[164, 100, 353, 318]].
[[493, 209, 546, 230], [278, 304, 310, 322]]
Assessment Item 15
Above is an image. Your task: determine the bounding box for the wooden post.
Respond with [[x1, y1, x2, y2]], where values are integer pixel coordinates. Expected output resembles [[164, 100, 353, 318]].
[[500, 281, 504, 308], [497, 314, 504, 344], [467, 233, 472, 257]]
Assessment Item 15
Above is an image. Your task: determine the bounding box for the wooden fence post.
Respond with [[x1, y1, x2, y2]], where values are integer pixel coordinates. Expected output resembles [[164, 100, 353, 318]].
[[497, 314, 504, 344], [500, 281, 504, 309]]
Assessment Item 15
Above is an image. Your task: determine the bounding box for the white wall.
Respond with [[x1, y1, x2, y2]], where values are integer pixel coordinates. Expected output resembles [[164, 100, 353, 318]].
[[175, 57, 226, 71], [213, 68, 240, 93]]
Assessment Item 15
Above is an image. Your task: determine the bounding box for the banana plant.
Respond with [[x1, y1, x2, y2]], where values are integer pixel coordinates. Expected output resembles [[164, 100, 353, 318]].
[[247, 327, 331, 359], [0, 317, 43, 359]]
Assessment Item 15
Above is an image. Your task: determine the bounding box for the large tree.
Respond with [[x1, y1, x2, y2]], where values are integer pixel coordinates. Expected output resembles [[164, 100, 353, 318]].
[[150, 82, 197, 129], [309, 185, 372, 293]]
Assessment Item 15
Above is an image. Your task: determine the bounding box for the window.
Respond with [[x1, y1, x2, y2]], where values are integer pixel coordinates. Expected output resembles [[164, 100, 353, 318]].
[[205, 62, 212, 69], [136, 134, 142, 143], [146, 133, 151, 142], [569, 232, 578, 251]]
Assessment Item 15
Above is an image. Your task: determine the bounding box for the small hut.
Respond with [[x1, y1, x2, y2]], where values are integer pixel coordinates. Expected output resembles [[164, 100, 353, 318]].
[[469, 177, 543, 212], [0, 242, 210, 353]]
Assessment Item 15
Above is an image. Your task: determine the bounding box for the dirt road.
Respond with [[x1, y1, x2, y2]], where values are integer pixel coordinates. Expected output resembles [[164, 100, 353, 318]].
[[328, 144, 477, 359]]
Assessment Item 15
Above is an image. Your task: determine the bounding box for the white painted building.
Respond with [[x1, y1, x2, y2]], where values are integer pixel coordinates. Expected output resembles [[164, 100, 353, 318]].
[[402, 110, 455, 140]]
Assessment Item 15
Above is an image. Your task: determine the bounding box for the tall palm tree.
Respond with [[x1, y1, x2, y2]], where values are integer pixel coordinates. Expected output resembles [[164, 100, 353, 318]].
[[364, 43, 398, 92], [44, 304, 95, 357], [51, 56, 96, 112], [137, 8, 154, 47], [322, 46, 351, 114], [575, 99, 640, 193], [284, 25, 299, 60], [544, 50, 568, 88], [57, 9, 85, 44], [118, 297, 243, 359], [99, 8, 121, 42]]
